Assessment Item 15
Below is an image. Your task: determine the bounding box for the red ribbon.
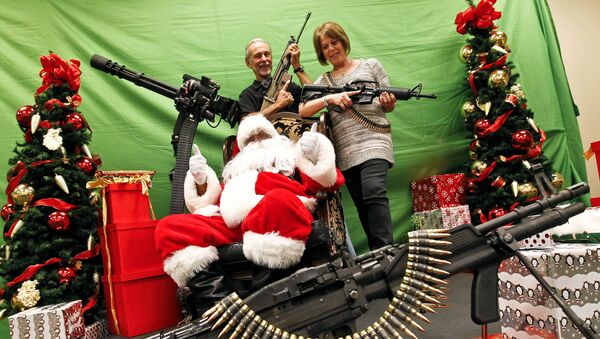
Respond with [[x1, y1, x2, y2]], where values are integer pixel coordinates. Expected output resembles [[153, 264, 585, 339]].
[[472, 161, 498, 183], [33, 198, 78, 211], [0, 257, 62, 299], [4, 219, 22, 238], [44, 99, 67, 111], [478, 108, 514, 138], [73, 244, 101, 260], [468, 54, 508, 96], [36, 53, 81, 94], [82, 293, 98, 314], [455, 0, 501, 35]]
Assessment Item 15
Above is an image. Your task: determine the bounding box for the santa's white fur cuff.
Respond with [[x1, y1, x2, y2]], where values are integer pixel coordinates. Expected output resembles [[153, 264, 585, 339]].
[[163, 245, 219, 287], [295, 133, 337, 187], [243, 231, 305, 269]]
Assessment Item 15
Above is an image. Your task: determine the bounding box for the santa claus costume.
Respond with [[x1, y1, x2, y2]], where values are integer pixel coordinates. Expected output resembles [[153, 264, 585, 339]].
[[155, 115, 344, 292]]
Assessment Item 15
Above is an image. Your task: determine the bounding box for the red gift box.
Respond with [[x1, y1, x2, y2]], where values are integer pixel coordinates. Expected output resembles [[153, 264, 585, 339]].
[[410, 173, 466, 212], [102, 268, 181, 337], [98, 220, 181, 337], [104, 183, 152, 224], [98, 221, 162, 276]]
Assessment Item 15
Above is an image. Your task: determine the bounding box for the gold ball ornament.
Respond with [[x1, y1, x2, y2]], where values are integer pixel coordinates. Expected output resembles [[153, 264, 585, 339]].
[[471, 160, 488, 176], [551, 172, 565, 191], [11, 184, 35, 205], [489, 31, 508, 47], [488, 69, 510, 88], [518, 182, 539, 199], [461, 101, 477, 118], [459, 45, 474, 63]]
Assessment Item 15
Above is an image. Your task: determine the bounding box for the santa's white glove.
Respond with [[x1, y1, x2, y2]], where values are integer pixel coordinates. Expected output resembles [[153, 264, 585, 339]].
[[189, 144, 207, 185], [298, 123, 320, 164]]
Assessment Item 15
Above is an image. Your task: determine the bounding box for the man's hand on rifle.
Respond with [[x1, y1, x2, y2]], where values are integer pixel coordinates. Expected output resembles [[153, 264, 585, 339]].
[[379, 91, 397, 113], [325, 90, 361, 111], [275, 80, 294, 110]]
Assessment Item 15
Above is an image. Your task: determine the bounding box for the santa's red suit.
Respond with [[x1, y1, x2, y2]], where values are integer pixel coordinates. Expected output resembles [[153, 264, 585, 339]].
[[155, 115, 344, 287]]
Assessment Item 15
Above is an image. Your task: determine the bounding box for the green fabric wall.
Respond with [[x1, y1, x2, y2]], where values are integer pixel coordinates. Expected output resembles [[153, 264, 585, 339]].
[[0, 0, 586, 259]]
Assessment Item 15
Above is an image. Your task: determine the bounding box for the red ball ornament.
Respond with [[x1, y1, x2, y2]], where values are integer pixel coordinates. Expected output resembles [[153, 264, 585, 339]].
[[38, 120, 52, 130], [65, 113, 85, 130], [75, 157, 96, 176], [487, 207, 507, 220], [57, 267, 77, 284], [48, 211, 71, 231], [1, 203, 15, 221], [511, 130, 534, 151], [474, 119, 491, 137], [16, 105, 35, 128]]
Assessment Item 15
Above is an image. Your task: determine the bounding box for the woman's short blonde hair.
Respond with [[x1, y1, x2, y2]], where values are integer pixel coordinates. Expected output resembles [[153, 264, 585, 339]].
[[313, 22, 351, 66]]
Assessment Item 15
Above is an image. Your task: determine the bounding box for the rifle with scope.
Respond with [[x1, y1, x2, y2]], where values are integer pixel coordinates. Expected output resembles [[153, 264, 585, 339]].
[[150, 182, 596, 338], [90, 54, 240, 214], [302, 81, 437, 105], [260, 12, 311, 111]]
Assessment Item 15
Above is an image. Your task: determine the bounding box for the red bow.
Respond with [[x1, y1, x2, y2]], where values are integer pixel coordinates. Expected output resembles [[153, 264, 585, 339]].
[[36, 53, 82, 94], [455, 0, 501, 35]]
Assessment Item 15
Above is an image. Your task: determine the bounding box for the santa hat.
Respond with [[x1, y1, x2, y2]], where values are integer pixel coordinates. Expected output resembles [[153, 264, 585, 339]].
[[236, 115, 278, 150]]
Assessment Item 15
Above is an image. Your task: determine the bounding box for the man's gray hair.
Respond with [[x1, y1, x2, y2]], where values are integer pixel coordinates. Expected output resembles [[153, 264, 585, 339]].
[[245, 38, 270, 62]]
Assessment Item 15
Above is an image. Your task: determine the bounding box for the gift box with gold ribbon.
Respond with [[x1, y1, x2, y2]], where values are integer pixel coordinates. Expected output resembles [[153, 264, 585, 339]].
[[87, 170, 156, 225], [90, 170, 181, 336]]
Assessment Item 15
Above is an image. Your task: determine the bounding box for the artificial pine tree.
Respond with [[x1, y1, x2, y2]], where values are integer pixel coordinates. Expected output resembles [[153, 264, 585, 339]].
[[0, 53, 104, 323], [454, 0, 564, 224]]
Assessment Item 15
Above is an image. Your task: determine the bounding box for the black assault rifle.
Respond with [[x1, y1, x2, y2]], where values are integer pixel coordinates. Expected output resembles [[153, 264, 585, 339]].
[[302, 81, 437, 105], [151, 183, 596, 338], [260, 12, 311, 111], [90, 54, 240, 214]]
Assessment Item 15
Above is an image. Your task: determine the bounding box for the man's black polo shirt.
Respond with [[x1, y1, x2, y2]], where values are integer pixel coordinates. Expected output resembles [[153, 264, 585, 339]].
[[238, 77, 303, 120]]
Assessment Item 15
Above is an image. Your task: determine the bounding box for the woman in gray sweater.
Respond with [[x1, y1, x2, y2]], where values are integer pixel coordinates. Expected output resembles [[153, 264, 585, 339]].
[[299, 21, 397, 250]]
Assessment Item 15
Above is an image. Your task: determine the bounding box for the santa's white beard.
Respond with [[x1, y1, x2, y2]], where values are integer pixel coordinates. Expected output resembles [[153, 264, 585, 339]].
[[222, 136, 296, 183]]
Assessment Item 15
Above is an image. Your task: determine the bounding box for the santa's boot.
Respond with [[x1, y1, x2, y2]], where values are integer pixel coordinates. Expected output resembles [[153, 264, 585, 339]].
[[181, 261, 233, 320]]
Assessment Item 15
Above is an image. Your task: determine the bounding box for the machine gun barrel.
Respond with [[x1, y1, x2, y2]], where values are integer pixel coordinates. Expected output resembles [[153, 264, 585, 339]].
[[90, 54, 178, 99], [476, 181, 589, 234]]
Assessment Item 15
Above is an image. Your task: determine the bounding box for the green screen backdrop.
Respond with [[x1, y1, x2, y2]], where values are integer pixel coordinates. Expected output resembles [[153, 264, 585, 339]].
[[0, 0, 586, 258]]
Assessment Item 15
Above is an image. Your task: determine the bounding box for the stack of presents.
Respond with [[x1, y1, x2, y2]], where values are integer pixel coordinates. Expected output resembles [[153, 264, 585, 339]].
[[411, 167, 600, 339], [8, 171, 181, 338]]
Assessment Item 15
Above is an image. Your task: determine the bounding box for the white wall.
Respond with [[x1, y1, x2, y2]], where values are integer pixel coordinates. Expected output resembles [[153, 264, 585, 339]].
[[546, 0, 600, 199]]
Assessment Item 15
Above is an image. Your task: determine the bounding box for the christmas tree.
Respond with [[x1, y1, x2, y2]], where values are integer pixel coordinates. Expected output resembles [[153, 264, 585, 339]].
[[455, 0, 564, 224], [0, 53, 103, 323]]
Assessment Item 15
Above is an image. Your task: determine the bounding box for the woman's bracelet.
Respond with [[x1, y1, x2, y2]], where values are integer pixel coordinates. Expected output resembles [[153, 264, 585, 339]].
[[322, 96, 328, 108]]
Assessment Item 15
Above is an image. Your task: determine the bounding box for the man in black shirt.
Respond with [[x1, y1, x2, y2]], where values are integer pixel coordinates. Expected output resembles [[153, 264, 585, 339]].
[[239, 38, 311, 120]]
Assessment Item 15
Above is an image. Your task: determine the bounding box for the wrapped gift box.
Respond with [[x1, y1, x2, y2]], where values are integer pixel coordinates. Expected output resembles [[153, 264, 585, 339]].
[[498, 244, 600, 338], [8, 300, 84, 339], [98, 220, 181, 337], [519, 229, 554, 248], [98, 220, 163, 276], [85, 319, 108, 339], [413, 205, 471, 229], [92, 170, 155, 224], [102, 267, 181, 337], [410, 173, 466, 212]]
